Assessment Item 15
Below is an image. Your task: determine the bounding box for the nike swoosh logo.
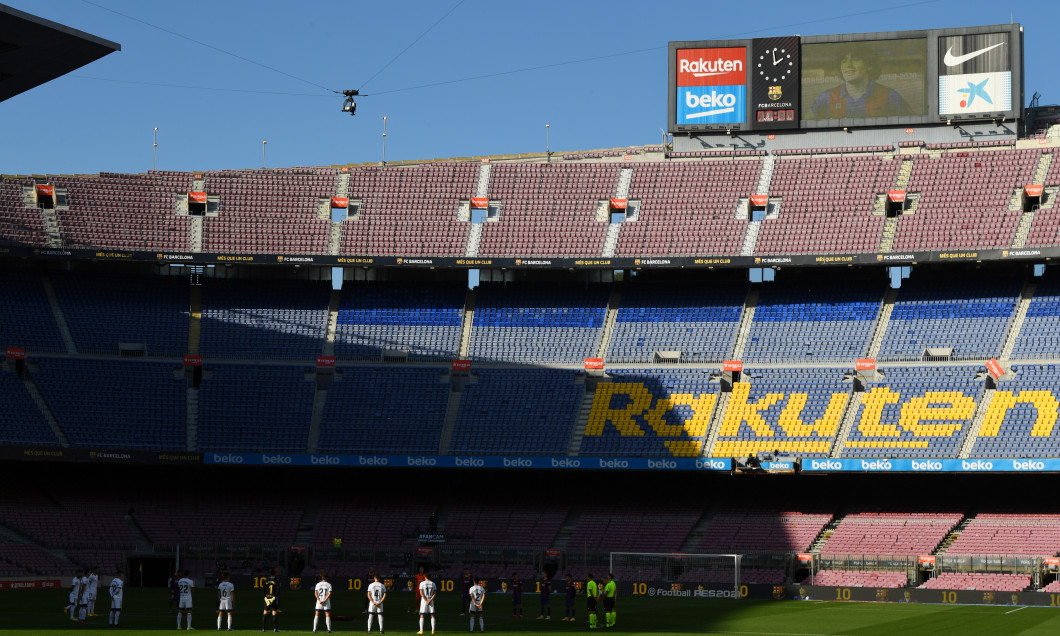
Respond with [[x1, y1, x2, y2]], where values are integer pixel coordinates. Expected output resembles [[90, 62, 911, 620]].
[[944, 42, 1005, 66]]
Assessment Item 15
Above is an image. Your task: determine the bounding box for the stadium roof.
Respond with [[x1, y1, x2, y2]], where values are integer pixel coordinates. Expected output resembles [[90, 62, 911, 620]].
[[0, 3, 120, 103]]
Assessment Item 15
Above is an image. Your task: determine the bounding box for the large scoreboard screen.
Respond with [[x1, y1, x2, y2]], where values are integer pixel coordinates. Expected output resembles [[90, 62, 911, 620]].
[[667, 24, 1022, 134]]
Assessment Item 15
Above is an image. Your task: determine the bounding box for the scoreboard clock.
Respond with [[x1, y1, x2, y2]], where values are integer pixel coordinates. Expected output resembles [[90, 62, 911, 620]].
[[756, 44, 795, 83], [751, 36, 800, 130]]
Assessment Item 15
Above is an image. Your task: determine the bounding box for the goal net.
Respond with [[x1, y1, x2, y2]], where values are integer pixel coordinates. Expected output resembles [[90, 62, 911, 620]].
[[609, 552, 742, 595]]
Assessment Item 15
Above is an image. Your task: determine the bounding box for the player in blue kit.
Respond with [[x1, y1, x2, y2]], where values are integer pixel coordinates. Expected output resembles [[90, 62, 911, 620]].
[[510, 573, 523, 618], [562, 573, 576, 621], [537, 572, 551, 620]]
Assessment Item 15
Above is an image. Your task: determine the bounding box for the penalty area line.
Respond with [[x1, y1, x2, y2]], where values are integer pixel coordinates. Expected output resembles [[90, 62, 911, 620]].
[[1005, 606, 1027, 614]]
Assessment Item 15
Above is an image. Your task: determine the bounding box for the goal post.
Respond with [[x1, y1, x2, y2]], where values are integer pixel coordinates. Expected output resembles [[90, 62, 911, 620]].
[[609, 552, 742, 596]]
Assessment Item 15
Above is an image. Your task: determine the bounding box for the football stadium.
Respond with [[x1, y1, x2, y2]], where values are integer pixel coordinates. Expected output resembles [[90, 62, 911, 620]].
[[6, 3, 1060, 634]]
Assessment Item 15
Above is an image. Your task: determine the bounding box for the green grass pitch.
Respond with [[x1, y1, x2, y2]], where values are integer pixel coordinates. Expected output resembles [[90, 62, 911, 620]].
[[5, 587, 1060, 635]]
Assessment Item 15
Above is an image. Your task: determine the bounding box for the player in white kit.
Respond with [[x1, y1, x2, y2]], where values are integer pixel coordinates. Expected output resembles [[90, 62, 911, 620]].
[[469, 580, 486, 633], [418, 573, 437, 635], [367, 573, 387, 634], [216, 571, 235, 631], [86, 566, 99, 616], [109, 569, 124, 626], [312, 572, 333, 633], [66, 569, 84, 621], [78, 571, 90, 622], [176, 570, 194, 630]]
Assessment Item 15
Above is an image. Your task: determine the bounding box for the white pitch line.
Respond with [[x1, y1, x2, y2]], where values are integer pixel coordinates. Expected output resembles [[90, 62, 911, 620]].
[[1005, 606, 1027, 614]]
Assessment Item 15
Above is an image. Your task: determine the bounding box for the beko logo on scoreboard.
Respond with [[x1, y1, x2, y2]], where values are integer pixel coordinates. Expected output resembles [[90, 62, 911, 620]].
[[677, 48, 746, 86], [677, 86, 746, 124]]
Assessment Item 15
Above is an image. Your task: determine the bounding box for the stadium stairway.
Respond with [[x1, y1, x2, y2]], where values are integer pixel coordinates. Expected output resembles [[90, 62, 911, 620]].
[[864, 288, 898, 359], [727, 286, 759, 360], [999, 279, 1037, 359], [189, 216, 203, 252], [188, 287, 202, 354], [935, 513, 975, 555], [827, 386, 864, 458], [566, 378, 598, 455], [436, 390, 464, 455], [321, 289, 341, 357], [701, 391, 730, 458], [18, 366, 68, 446], [808, 515, 841, 554], [958, 388, 996, 458], [185, 385, 198, 452], [124, 512, 155, 553], [1011, 153, 1053, 248], [549, 502, 584, 551], [595, 287, 622, 358], [36, 200, 62, 249], [677, 505, 717, 552], [40, 274, 77, 354], [458, 288, 475, 358], [878, 155, 916, 253]]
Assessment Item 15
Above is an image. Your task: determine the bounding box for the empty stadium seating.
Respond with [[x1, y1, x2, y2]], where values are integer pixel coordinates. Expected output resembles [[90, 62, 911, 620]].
[[200, 278, 330, 359], [944, 513, 1060, 557], [0, 177, 49, 247], [743, 279, 882, 362], [756, 154, 895, 254], [333, 281, 464, 361], [615, 159, 757, 256], [970, 364, 1060, 458], [0, 366, 57, 446], [197, 364, 315, 452], [340, 163, 476, 256], [315, 367, 450, 454], [1010, 272, 1060, 359], [51, 172, 192, 251], [841, 366, 985, 459], [478, 163, 616, 256], [819, 511, 962, 556], [713, 368, 851, 459], [565, 503, 700, 553], [201, 168, 335, 254], [893, 149, 1041, 251], [0, 268, 66, 353], [449, 369, 583, 456], [468, 282, 609, 364], [582, 368, 717, 457], [50, 271, 189, 357], [31, 358, 186, 449], [696, 508, 833, 554], [919, 572, 1031, 592], [606, 279, 745, 363], [877, 276, 1019, 361], [803, 569, 908, 588]]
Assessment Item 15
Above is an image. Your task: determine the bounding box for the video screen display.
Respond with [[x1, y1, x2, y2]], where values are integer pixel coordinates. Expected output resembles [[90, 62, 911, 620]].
[[938, 32, 1011, 116], [801, 38, 927, 122]]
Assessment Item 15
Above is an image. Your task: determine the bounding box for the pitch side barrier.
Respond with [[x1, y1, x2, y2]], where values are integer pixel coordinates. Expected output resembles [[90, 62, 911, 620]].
[[1, 246, 1052, 269], [789, 585, 1060, 607], [800, 458, 1060, 473], [203, 453, 733, 471]]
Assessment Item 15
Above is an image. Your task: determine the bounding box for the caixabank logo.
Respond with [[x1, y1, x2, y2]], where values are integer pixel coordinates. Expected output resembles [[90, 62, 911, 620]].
[[676, 47, 746, 125]]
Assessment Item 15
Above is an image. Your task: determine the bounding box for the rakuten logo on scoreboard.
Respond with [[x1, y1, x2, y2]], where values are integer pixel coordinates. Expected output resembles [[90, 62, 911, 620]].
[[677, 48, 746, 85], [676, 47, 746, 125]]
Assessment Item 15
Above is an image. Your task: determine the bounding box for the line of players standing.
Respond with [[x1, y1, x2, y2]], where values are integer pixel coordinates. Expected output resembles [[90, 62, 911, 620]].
[[512, 570, 617, 630], [65, 564, 617, 631], [63, 566, 124, 627]]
